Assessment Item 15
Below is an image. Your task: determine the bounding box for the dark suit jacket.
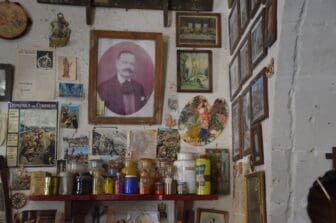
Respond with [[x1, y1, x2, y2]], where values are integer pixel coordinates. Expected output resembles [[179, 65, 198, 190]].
[[98, 75, 147, 115]]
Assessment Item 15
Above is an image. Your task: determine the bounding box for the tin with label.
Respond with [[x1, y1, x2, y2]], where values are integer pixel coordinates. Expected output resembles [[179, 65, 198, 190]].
[[195, 156, 211, 195]]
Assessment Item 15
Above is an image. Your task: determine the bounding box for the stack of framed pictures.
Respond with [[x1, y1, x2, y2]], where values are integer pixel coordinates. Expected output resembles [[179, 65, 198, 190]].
[[229, 0, 277, 164]]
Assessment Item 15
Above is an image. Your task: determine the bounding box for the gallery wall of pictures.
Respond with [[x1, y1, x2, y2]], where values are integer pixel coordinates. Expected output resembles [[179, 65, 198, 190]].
[[228, 0, 277, 165]]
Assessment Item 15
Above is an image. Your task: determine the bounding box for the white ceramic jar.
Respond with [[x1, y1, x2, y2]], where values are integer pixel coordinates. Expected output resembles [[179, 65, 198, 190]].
[[173, 152, 196, 194]]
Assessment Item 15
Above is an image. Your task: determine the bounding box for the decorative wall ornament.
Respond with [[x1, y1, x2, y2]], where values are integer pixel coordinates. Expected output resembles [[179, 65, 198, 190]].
[[49, 12, 71, 47], [178, 96, 228, 146]]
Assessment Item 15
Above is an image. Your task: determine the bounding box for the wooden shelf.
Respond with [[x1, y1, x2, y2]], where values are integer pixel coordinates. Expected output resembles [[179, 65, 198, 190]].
[[28, 194, 218, 201]]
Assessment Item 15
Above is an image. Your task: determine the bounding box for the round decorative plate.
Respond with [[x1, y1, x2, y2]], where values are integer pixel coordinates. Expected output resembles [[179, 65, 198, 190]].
[[11, 192, 27, 209], [0, 2, 30, 39], [178, 96, 229, 146]]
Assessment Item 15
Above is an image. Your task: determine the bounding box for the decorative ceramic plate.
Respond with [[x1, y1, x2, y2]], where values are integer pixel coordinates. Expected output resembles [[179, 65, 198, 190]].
[[0, 2, 30, 39], [178, 96, 229, 146], [10, 192, 27, 209]]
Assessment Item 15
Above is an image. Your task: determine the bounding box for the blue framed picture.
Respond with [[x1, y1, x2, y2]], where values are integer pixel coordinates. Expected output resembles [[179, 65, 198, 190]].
[[59, 83, 83, 98]]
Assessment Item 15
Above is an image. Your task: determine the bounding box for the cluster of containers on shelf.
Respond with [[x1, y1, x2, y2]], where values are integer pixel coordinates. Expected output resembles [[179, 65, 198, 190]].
[[38, 152, 211, 196]]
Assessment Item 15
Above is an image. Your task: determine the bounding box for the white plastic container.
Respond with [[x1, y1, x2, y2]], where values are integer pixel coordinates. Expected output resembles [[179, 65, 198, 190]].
[[173, 152, 196, 194]]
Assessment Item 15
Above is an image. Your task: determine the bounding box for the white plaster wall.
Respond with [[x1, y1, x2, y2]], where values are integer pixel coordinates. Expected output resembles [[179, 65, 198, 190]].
[[0, 0, 233, 221], [270, 0, 336, 222]]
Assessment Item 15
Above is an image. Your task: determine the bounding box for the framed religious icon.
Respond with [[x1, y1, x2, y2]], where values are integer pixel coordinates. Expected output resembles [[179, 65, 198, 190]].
[[196, 208, 229, 223], [250, 0, 262, 18], [251, 9, 267, 69], [241, 87, 252, 156], [88, 30, 164, 124], [177, 50, 213, 92], [0, 156, 11, 223], [238, 33, 252, 86], [176, 13, 221, 48], [232, 99, 242, 161], [0, 64, 14, 102], [229, 0, 241, 54], [205, 148, 230, 195], [229, 52, 241, 100], [251, 123, 264, 165], [239, 0, 250, 35], [250, 68, 268, 124], [265, 0, 277, 47], [245, 171, 266, 223]]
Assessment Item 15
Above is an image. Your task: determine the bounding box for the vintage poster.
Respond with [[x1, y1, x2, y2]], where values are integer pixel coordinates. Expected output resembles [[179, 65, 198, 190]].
[[60, 103, 79, 129], [62, 132, 89, 161], [6, 102, 58, 167], [129, 129, 157, 160], [92, 127, 127, 160], [157, 128, 180, 161], [58, 56, 77, 81], [13, 47, 56, 100]]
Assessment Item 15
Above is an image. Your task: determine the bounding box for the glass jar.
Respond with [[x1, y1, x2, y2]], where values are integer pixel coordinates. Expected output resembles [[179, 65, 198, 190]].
[[103, 176, 114, 194], [92, 169, 104, 195], [114, 172, 124, 194], [124, 175, 138, 194], [177, 181, 187, 195], [155, 181, 164, 195], [74, 173, 92, 195]]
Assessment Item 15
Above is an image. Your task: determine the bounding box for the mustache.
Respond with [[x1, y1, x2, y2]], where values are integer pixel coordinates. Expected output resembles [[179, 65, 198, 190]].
[[122, 68, 133, 73]]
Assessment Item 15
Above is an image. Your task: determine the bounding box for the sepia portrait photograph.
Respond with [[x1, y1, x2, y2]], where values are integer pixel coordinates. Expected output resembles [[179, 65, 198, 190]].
[[89, 30, 164, 124], [58, 56, 77, 81]]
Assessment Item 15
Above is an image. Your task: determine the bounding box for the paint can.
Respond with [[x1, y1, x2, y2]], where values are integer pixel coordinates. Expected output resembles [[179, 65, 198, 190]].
[[195, 156, 211, 195], [124, 175, 138, 194]]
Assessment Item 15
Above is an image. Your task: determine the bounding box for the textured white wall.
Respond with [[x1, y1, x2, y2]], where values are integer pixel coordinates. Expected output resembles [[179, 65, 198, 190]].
[[0, 0, 233, 221]]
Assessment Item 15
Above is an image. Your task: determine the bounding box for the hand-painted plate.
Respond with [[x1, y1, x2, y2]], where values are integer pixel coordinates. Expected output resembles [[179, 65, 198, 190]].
[[178, 96, 229, 146], [0, 2, 30, 39]]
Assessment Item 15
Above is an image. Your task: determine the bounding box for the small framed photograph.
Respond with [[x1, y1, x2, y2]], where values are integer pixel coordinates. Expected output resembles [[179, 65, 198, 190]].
[[239, 0, 250, 35], [0, 64, 14, 101], [229, 0, 241, 54], [265, 0, 277, 47], [229, 52, 241, 100], [251, 123, 264, 166], [59, 83, 84, 98], [232, 99, 242, 161], [88, 30, 164, 124], [246, 171, 266, 223], [250, 0, 262, 18], [206, 148, 230, 195], [176, 13, 221, 48], [177, 50, 212, 93], [241, 87, 252, 156], [250, 68, 268, 123], [238, 33, 252, 85], [196, 208, 229, 223], [251, 9, 267, 69]]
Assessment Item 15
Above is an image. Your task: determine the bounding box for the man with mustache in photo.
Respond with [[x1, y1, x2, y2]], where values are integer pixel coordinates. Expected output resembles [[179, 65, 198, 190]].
[[98, 51, 147, 115]]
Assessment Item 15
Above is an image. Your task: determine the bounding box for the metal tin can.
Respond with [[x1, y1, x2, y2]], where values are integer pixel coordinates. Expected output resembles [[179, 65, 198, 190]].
[[124, 175, 138, 194], [50, 176, 59, 195], [93, 169, 104, 195], [195, 157, 211, 195], [44, 176, 51, 195], [58, 172, 74, 195]]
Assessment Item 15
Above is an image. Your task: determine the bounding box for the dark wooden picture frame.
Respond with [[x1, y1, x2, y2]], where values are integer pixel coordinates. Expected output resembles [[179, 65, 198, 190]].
[[250, 0, 262, 18], [250, 68, 268, 124], [229, 52, 241, 101], [0, 64, 14, 101], [232, 99, 242, 161], [251, 9, 267, 69], [0, 156, 11, 223], [176, 12, 221, 48], [239, 0, 250, 35], [265, 0, 277, 47], [205, 148, 230, 195], [229, 0, 241, 54], [241, 87, 252, 156], [246, 171, 266, 223], [88, 30, 164, 124], [177, 50, 213, 93], [197, 208, 229, 223], [238, 33, 252, 86], [251, 123, 264, 166]]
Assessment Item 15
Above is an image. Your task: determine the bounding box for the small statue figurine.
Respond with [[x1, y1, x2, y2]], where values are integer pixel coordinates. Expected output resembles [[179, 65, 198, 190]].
[[49, 12, 71, 47]]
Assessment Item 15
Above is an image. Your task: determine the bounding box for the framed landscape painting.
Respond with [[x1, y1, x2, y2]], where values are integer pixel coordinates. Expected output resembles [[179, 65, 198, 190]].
[[250, 68, 268, 124], [177, 50, 212, 92], [88, 30, 164, 124], [229, 52, 241, 100], [246, 171, 266, 223], [251, 9, 267, 69], [176, 13, 221, 48], [229, 0, 241, 54], [232, 99, 242, 161]]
